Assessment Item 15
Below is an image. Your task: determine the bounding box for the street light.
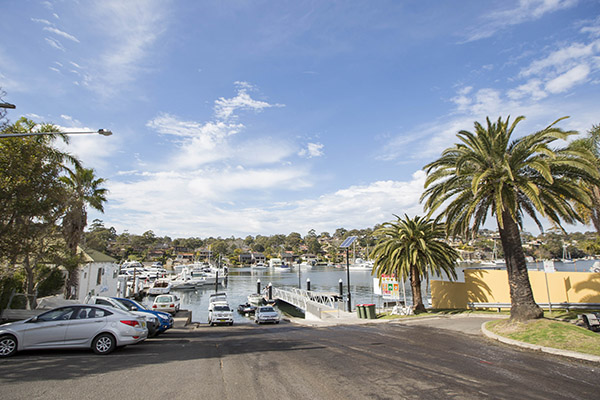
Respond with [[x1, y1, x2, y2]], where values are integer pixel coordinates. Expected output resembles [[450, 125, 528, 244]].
[[0, 129, 113, 139], [340, 236, 358, 312]]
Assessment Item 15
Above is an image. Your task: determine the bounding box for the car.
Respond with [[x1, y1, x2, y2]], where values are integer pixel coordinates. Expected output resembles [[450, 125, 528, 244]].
[[112, 297, 174, 334], [254, 306, 280, 324], [0, 305, 147, 357], [152, 294, 180, 315], [85, 296, 160, 337], [208, 303, 233, 326]]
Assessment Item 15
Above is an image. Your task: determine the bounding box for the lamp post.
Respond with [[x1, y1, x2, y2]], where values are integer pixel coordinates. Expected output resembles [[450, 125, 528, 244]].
[[0, 129, 113, 139], [340, 236, 358, 312]]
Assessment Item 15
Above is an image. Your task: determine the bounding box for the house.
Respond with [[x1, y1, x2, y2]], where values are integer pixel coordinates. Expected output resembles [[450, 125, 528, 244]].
[[76, 248, 120, 302]]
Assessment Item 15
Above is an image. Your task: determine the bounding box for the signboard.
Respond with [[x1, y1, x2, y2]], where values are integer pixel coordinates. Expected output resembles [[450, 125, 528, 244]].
[[373, 275, 401, 299], [543, 260, 556, 273]]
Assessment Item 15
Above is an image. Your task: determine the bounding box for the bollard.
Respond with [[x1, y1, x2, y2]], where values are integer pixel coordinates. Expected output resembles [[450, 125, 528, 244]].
[[306, 278, 311, 292], [338, 279, 343, 297], [257, 279, 261, 294], [214, 270, 219, 291], [268, 283, 272, 300]]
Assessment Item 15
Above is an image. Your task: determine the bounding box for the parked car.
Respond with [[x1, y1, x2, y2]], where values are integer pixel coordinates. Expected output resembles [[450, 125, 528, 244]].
[[152, 294, 180, 315], [255, 306, 280, 324], [0, 305, 147, 357], [85, 296, 160, 337], [112, 297, 173, 334], [208, 303, 234, 326]]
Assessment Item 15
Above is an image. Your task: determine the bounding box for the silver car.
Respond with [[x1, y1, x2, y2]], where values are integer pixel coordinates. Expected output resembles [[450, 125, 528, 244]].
[[254, 306, 280, 324], [0, 305, 148, 357]]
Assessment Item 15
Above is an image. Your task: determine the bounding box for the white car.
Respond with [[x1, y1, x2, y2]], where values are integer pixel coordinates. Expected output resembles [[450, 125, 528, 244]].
[[152, 294, 180, 315], [208, 302, 233, 326], [0, 305, 147, 357], [254, 306, 280, 324]]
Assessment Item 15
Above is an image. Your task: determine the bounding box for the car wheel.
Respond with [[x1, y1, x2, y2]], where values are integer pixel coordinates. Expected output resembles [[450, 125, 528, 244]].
[[254, 319, 258, 324], [92, 333, 116, 355], [0, 335, 17, 357], [275, 321, 280, 324], [229, 321, 233, 326]]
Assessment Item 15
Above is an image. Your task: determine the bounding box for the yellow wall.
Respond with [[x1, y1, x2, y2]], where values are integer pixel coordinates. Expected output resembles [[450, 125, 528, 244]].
[[432, 269, 600, 309]]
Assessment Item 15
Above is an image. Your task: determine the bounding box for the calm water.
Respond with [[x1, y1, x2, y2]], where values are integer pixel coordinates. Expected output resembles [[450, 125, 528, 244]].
[[142, 259, 598, 323], [142, 265, 397, 323]]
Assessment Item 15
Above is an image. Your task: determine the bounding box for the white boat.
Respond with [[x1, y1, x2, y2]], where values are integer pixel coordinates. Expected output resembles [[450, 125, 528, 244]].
[[349, 258, 374, 271], [147, 279, 171, 295], [252, 262, 267, 269], [170, 268, 207, 290], [248, 293, 264, 305]]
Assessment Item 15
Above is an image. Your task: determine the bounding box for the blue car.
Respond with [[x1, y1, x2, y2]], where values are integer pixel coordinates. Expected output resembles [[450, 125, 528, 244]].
[[113, 297, 173, 334]]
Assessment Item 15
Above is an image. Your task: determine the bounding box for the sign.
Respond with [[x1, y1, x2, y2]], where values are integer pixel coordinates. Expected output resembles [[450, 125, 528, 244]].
[[543, 260, 556, 273], [373, 275, 401, 299]]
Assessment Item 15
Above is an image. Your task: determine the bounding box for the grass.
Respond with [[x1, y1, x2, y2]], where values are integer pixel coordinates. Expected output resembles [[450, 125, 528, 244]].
[[486, 318, 600, 357]]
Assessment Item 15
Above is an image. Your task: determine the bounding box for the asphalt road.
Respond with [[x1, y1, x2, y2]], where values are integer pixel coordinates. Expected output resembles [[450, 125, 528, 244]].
[[1, 320, 598, 400]]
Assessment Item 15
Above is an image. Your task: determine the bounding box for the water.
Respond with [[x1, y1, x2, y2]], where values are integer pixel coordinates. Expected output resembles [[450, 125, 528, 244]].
[[142, 266, 390, 323], [142, 260, 598, 323]]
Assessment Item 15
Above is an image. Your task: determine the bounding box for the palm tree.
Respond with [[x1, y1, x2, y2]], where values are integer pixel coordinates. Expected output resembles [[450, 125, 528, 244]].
[[422, 116, 599, 321], [568, 124, 600, 233], [372, 215, 460, 313], [61, 166, 107, 298]]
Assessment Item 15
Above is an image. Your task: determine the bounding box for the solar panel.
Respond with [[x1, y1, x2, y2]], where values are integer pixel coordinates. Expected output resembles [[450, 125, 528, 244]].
[[339, 236, 358, 248]]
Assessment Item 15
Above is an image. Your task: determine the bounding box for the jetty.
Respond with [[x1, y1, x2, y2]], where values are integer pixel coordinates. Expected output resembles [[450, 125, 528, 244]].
[[268, 286, 353, 320]]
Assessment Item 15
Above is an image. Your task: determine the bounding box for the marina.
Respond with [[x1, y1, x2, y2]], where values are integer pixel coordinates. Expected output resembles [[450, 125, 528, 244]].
[[136, 259, 598, 324]]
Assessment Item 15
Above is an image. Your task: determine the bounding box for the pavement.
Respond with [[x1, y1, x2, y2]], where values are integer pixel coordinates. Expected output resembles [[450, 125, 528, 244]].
[[284, 311, 600, 363]]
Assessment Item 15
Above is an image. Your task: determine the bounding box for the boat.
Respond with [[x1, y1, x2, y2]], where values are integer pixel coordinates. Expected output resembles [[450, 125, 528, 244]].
[[349, 258, 374, 271], [237, 303, 257, 315], [169, 268, 207, 290], [252, 262, 267, 269], [248, 293, 264, 306], [147, 279, 172, 295], [561, 241, 574, 264], [148, 279, 172, 295]]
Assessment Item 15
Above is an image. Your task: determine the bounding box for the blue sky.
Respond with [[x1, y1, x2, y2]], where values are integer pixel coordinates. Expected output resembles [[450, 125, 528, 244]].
[[1, 0, 600, 238]]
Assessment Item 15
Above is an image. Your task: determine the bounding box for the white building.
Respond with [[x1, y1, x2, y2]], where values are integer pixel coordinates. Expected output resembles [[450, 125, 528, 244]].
[[76, 248, 120, 302]]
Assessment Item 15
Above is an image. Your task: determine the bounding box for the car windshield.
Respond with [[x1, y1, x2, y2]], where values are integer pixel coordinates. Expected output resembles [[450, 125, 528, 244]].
[[260, 307, 274, 312], [156, 296, 172, 303], [214, 305, 230, 311]]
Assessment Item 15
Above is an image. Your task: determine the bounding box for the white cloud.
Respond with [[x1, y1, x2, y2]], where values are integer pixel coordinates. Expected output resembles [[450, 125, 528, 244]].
[[214, 84, 284, 120], [103, 170, 426, 237], [43, 27, 80, 43], [463, 0, 578, 42], [45, 37, 65, 51], [520, 40, 600, 77], [31, 18, 51, 25], [545, 64, 590, 93], [298, 142, 324, 158], [507, 79, 547, 100], [79, 0, 170, 95]]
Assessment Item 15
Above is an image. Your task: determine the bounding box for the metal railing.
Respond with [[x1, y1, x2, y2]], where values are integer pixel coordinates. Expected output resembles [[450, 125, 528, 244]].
[[272, 287, 343, 319]]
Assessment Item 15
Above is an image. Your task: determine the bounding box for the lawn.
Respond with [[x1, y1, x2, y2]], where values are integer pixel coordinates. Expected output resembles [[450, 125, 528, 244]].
[[486, 318, 600, 357]]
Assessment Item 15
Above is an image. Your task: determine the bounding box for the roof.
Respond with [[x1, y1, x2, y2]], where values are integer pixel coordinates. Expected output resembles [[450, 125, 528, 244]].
[[78, 247, 117, 263]]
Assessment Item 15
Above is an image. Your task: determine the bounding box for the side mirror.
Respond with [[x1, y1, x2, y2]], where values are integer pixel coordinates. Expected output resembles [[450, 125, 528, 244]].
[[29, 316, 39, 323], [130, 306, 138, 311]]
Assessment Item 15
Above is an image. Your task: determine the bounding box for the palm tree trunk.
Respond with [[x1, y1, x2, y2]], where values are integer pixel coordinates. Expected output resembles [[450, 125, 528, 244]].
[[498, 210, 543, 321], [410, 264, 426, 313]]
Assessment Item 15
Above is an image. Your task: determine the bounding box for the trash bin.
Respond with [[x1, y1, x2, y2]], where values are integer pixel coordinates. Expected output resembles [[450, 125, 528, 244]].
[[356, 304, 366, 319], [364, 304, 376, 319]]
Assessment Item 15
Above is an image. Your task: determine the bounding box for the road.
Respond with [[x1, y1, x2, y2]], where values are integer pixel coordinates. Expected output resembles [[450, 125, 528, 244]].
[[0, 320, 598, 400]]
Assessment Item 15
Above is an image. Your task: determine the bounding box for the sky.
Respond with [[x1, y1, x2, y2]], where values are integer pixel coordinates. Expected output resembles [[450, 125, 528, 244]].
[[1, 0, 600, 238]]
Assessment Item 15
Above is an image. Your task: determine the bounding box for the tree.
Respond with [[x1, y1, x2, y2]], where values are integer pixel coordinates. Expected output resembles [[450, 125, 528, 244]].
[[372, 215, 460, 313], [61, 166, 107, 298], [422, 116, 599, 321], [0, 118, 77, 302], [568, 124, 600, 233]]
